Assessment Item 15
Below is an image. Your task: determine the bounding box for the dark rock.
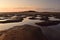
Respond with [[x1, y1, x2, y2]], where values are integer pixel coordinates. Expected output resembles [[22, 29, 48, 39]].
[[0, 18, 23, 23], [29, 16, 38, 20], [36, 21, 60, 26], [40, 16, 49, 21]]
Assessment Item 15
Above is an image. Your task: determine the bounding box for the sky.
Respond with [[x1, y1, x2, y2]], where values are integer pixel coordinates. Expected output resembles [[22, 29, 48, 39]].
[[0, 0, 60, 12]]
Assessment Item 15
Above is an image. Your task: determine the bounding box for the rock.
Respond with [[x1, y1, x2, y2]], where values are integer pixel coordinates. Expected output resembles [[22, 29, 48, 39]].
[[0, 18, 23, 23], [36, 21, 60, 26], [0, 25, 48, 40], [29, 17, 36, 20]]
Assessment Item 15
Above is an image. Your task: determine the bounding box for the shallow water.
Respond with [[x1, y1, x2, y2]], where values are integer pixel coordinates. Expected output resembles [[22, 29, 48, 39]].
[[49, 17, 60, 21], [0, 16, 60, 31], [0, 16, 60, 40], [0, 17, 44, 31]]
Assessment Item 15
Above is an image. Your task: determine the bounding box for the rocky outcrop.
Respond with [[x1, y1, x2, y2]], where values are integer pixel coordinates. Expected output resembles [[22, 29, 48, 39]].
[[0, 17, 23, 23], [36, 21, 60, 26], [0, 25, 48, 40]]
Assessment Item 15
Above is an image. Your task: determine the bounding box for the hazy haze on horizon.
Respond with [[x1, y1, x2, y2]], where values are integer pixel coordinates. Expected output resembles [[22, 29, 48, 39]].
[[0, 0, 60, 12]]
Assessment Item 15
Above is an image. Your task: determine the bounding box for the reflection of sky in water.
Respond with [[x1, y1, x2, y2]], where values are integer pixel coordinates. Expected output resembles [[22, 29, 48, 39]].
[[0, 17, 44, 31], [0, 16, 60, 40], [49, 17, 60, 21], [0, 16, 60, 31]]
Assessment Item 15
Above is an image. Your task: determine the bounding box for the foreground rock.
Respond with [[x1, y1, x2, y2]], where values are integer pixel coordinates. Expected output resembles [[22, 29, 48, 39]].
[[0, 25, 48, 40]]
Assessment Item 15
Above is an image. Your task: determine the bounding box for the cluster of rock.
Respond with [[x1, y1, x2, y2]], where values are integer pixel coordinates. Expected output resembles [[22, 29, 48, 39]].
[[36, 21, 60, 26]]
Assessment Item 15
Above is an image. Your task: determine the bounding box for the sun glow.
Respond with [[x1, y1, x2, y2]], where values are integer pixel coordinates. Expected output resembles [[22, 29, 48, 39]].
[[0, 0, 60, 12], [0, 6, 38, 12]]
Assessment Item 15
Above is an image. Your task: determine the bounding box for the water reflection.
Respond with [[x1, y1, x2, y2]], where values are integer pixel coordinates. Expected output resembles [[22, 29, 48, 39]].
[[0, 17, 44, 31], [49, 17, 60, 21], [0, 16, 60, 31]]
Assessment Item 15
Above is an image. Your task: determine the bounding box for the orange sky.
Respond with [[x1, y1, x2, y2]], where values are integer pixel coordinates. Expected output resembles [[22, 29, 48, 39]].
[[0, 6, 38, 12], [0, 0, 60, 12]]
